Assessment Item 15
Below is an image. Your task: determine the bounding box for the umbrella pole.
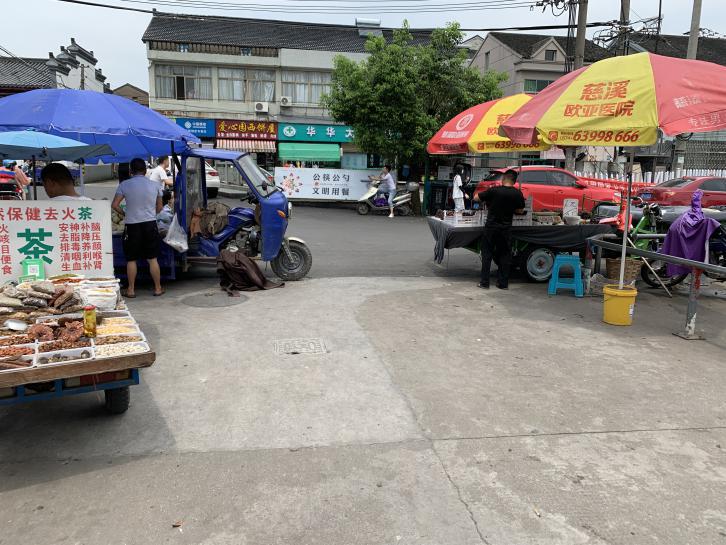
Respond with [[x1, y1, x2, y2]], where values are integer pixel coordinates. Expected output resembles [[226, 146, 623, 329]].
[[618, 149, 635, 289], [32, 156, 37, 200], [517, 152, 522, 190], [78, 160, 85, 196]]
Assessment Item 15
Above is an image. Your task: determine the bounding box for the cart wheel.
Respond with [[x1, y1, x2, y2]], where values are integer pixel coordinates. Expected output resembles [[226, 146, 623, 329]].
[[524, 247, 555, 282], [104, 386, 130, 415]]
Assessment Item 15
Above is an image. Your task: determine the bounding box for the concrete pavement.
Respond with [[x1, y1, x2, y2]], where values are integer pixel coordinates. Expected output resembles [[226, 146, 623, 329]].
[[1, 206, 726, 544]]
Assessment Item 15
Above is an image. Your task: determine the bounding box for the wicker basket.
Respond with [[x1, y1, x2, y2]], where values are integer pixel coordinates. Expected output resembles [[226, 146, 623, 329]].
[[605, 258, 641, 282]]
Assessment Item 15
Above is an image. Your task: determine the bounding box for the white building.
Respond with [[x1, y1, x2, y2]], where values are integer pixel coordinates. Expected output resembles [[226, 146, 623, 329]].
[[0, 38, 110, 98]]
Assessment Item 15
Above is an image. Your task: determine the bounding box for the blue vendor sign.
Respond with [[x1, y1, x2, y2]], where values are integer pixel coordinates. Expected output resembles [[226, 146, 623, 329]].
[[175, 117, 216, 138]]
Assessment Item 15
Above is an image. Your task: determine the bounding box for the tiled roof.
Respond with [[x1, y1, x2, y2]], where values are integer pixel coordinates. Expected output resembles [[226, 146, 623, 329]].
[[628, 33, 726, 66], [142, 13, 432, 53], [489, 32, 612, 63], [0, 57, 55, 89]]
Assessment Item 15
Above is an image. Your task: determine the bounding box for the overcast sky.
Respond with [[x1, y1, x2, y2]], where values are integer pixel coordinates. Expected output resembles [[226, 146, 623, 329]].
[[2, 0, 723, 90]]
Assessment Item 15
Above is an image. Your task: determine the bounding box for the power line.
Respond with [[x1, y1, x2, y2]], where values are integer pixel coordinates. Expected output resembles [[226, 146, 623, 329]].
[[54, 0, 612, 32], [114, 0, 537, 14]]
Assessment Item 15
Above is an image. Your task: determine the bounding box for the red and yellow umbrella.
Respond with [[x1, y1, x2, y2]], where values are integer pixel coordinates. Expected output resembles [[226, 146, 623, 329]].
[[427, 94, 550, 154], [500, 52, 726, 147]]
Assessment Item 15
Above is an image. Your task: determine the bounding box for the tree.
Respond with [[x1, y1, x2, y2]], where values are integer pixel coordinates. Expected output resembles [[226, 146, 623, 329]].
[[323, 22, 506, 214]]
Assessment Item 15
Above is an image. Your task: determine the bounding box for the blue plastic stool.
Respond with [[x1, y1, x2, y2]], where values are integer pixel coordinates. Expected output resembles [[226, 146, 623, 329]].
[[548, 254, 584, 297]]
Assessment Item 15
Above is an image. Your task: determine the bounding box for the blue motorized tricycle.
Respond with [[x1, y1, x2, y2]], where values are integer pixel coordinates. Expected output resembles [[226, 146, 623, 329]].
[[114, 148, 312, 281]]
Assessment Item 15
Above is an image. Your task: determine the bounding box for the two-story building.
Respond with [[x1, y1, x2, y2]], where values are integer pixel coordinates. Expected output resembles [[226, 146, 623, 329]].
[[142, 13, 432, 169], [470, 32, 611, 97]]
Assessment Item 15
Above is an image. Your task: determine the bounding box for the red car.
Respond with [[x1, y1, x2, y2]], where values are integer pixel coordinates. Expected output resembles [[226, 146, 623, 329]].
[[472, 166, 619, 213], [637, 176, 726, 208]]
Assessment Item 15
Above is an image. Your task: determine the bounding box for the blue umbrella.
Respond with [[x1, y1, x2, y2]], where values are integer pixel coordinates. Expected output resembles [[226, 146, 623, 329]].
[[0, 89, 200, 164], [0, 130, 114, 162]]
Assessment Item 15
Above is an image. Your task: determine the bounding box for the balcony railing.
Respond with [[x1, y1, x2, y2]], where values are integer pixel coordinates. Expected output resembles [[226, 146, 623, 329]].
[[148, 41, 278, 57]]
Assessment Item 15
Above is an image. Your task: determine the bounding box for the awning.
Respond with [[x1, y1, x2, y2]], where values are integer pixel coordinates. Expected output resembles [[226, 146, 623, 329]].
[[216, 139, 276, 153], [278, 142, 340, 162]]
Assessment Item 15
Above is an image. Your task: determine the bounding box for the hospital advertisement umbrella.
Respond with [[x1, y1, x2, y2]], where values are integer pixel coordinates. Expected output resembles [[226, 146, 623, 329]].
[[0, 130, 114, 199], [427, 93, 550, 155], [500, 52, 726, 288]]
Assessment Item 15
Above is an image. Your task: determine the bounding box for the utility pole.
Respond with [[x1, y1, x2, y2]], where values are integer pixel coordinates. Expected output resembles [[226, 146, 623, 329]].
[[573, 0, 588, 70], [618, 0, 630, 56], [687, 0, 702, 59], [654, 0, 662, 54], [566, 0, 589, 171], [675, 0, 703, 175]]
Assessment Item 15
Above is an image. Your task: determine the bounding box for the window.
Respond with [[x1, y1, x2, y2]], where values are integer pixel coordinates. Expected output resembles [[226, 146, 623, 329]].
[[524, 79, 554, 94], [659, 178, 693, 188], [547, 171, 578, 186], [281, 70, 332, 105], [218, 68, 246, 101], [484, 51, 490, 70], [545, 49, 557, 61], [249, 69, 275, 102], [700, 178, 726, 191], [155, 65, 211, 100], [518, 171, 547, 185]]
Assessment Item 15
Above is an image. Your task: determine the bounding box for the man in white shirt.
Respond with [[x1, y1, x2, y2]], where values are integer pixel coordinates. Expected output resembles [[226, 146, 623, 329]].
[[148, 156, 172, 191], [40, 163, 92, 200]]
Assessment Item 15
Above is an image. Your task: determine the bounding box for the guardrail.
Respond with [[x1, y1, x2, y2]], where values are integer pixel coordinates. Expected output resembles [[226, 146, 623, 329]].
[[587, 233, 726, 340]]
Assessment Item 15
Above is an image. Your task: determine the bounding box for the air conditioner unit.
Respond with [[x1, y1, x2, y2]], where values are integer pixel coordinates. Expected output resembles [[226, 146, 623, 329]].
[[254, 101, 269, 113], [280, 96, 293, 108]]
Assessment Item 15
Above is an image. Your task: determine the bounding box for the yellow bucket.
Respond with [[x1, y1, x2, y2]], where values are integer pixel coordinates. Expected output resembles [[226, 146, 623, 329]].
[[602, 285, 638, 326]]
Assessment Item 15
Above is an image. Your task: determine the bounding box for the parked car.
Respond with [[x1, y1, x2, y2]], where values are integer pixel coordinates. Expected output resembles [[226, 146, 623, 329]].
[[468, 166, 619, 213], [205, 162, 220, 198], [637, 176, 726, 208]]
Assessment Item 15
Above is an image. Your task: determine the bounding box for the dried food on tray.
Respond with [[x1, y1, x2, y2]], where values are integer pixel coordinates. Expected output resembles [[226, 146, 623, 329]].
[[38, 339, 91, 352], [0, 345, 34, 357], [101, 317, 135, 326], [95, 343, 148, 357], [97, 325, 138, 335], [58, 321, 83, 342], [0, 295, 24, 308], [31, 282, 56, 295], [37, 349, 92, 365], [0, 357, 33, 370], [22, 297, 48, 308], [94, 334, 142, 345], [0, 334, 31, 346], [28, 324, 54, 341]]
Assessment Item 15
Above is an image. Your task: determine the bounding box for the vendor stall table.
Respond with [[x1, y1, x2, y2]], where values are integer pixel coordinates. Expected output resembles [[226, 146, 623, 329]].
[[427, 217, 614, 264]]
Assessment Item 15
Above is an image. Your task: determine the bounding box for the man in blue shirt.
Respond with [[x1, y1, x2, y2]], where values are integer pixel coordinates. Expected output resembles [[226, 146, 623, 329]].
[[112, 158, 164, 297]]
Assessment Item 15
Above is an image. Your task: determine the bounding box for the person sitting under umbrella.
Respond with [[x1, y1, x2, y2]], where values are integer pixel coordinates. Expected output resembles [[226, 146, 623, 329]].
[[40, 163, 91, 201]]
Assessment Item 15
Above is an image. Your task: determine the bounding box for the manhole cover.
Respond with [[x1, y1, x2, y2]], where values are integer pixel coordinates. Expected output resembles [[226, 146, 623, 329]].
[[182, 291, 248, 308], [274, 338, 327, 355]]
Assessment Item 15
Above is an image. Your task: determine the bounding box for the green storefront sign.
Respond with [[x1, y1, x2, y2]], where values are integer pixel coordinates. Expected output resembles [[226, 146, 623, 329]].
[[278, 123, 354, 143]]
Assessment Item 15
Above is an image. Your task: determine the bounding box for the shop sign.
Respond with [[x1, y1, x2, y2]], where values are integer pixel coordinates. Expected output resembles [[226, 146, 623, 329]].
[[176, 117, 215, 138], [278, 123, 354, 143], [216, 120, 277, 140], [0, 201, 113, 282], [274, 167, 380, 201]]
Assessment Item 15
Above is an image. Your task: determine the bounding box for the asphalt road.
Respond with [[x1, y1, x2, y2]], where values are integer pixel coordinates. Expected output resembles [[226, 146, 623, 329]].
[[73, 182, 484, 280]]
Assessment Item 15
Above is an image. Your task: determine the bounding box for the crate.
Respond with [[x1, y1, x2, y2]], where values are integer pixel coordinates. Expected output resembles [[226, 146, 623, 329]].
[[605, 258, 641, 282]]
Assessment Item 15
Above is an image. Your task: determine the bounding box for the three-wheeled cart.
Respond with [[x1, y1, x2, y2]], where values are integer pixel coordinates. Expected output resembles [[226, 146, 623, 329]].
[[0, 351, 155, 414]]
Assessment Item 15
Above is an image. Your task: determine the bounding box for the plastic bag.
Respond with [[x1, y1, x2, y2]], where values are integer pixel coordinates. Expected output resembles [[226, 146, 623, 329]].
[[163, 214, 189, 253]]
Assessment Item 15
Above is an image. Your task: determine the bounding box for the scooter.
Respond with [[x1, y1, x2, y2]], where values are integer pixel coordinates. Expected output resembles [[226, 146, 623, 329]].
[[356, 179, 412, 216]]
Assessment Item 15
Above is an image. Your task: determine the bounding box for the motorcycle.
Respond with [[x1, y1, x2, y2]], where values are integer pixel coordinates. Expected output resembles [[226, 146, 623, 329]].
[[356, 178, 413, 216]]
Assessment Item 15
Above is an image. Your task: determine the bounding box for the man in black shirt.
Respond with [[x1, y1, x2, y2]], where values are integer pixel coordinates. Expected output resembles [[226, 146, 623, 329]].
[[474, 169, 526, 289]]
